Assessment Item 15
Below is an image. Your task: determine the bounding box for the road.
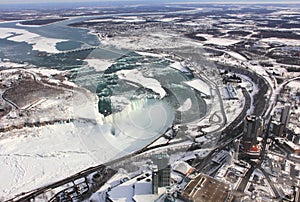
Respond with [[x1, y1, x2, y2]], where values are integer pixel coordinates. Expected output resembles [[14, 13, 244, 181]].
[[236, 161, 281, 198], [192, 87, 251, 171], [237, 163, 256, 193], [235, 76, 300, 199], [1, 92, 19, 109]]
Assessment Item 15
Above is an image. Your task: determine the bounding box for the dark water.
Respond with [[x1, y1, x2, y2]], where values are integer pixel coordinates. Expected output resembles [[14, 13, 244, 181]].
[[0, 17, 100, 64]]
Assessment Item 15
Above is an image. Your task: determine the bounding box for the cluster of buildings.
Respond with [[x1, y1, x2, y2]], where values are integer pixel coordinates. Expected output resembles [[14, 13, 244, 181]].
[[105, 154, 172, 202], [104, 152, 234, 202], [98, 79, 300, 202], [103, 97, 300, 202]]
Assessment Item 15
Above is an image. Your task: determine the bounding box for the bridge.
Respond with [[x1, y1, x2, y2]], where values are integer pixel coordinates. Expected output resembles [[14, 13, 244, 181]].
[[49, 45, 127, 56], [50, 46, 99, 56]]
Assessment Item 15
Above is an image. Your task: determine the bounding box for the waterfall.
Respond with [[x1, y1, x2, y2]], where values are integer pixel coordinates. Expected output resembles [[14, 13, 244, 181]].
[[101, 98, 175, 140]]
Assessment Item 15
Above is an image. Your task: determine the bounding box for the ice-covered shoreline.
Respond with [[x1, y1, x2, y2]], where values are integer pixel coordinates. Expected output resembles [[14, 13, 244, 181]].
[[116, 69, 167, 98], [0, 27, 68, 53]]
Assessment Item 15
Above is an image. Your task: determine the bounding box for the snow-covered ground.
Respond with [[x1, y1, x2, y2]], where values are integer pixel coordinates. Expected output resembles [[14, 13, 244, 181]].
[[104, 31, 202, 50], [0, 27, 67, 53], [287, 80, 300, 89], [223, 94, 245, 126], [195, 33, 241, 46], [0, 123, 97, 199], [157, 17, 182, 22], [0, 60, 28, 68], [261, 37, 300, 46], [87, 16, 145, 23], [0, 96, 174, 200]]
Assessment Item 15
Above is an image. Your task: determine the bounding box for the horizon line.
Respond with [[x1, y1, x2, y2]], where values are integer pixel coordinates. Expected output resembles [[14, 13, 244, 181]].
[[1, 0, 300, 5]]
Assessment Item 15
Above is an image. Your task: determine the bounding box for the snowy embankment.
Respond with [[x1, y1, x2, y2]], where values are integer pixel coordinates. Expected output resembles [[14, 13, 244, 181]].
[[136, 51, 165, 58], [226, 51, 247, 61], [16, 22, 41, 28], [116, 69, 166, 98], [0, 27, 67, 53], [261, 37, 300, 46]]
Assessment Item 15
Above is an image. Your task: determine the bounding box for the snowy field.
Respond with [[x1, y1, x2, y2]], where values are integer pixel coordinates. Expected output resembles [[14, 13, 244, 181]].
[[105, 31, 203, 50], [261, 37, 300, 46], [0, 123, 97, 199], [195, 33, 241, 46], [0, 96, 174, 200]]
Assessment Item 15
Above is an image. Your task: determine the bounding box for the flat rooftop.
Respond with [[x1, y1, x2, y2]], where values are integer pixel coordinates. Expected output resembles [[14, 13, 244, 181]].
[[182, 173, 230, 202]]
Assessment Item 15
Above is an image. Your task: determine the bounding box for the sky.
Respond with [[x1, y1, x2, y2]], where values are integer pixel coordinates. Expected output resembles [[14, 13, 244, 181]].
[[0, 0, 300, 4], [1, 0, 136, 4]]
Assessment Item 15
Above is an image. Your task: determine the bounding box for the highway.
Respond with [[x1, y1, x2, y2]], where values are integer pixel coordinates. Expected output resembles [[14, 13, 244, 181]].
[[8, 165, 116, 201], [193, 62, 276, 190], [192, 87, 251, 171]]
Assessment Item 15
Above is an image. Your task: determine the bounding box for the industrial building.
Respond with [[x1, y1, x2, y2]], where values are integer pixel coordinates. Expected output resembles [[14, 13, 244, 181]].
[[181, 173, 231, 202], [222, 84, 238, 100]]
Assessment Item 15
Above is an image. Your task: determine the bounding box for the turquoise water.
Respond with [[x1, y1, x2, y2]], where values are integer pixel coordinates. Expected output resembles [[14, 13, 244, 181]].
[[0, 18, 207, 124]]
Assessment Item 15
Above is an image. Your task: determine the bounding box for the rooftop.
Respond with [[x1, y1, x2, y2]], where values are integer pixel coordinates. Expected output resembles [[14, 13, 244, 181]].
[[181, 173, 231, 202]]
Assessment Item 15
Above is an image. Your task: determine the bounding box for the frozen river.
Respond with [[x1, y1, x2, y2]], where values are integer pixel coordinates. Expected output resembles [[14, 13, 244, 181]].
[[0, 17, 207, 199]]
